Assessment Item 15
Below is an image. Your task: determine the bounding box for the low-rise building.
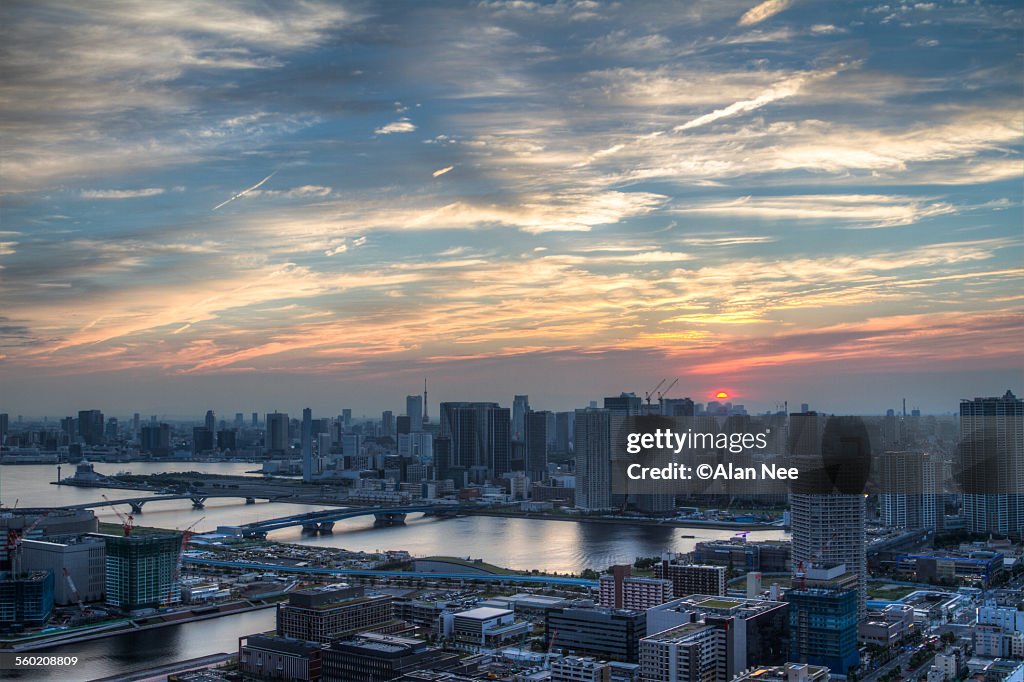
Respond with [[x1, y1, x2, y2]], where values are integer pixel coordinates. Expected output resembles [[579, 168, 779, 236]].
[[238, 634, 324, 682]]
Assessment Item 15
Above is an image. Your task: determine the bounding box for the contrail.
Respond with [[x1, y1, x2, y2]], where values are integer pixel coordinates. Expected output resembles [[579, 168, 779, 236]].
[[212, 171, 277, 211]]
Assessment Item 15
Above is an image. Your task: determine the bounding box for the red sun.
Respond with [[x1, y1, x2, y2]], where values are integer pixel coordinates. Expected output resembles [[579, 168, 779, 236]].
[[715, 391, 729, 399]]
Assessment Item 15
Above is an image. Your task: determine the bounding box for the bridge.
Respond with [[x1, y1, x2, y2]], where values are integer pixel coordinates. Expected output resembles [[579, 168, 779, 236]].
[[236, 504, 482, 537], [65, 492, 283, 514], [184, 557, 597, 587]]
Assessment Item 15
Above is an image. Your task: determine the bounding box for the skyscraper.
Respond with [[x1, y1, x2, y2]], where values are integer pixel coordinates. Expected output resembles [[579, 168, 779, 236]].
[[439, 402, 510, 480], [301, 407, 314, 482], [960, 390, 1024, 537], [204, 410, 215, 433], [789, 414, 868, 618], [880, 451, 940, 530], [575, 408, 612, 511], [266, 412, 289, 454], [512, 394, 530, 441], [525, 410, 550, 482], [77, 409, 105, 445], [406, 395, 423, 433]]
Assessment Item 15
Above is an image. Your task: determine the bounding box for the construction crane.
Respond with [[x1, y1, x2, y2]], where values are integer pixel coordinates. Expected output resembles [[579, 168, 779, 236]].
[[163, 516, 205, 607], [102, 495, 134, 536], [8, 512, 48, 575], [644, 379, 666, 406], [657, 378, 679, 402], [62, 567, 87, 615]]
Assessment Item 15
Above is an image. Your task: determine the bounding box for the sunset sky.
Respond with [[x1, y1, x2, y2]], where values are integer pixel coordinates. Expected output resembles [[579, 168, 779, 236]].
[[1, 0, 1021, 417]]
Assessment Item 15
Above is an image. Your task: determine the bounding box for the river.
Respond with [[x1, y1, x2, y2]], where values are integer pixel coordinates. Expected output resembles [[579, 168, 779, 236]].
[[0, 463, 788, 680]]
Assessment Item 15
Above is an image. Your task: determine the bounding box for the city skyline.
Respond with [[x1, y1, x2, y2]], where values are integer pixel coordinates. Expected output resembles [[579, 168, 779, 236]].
[[1, 0, 1021, 416]]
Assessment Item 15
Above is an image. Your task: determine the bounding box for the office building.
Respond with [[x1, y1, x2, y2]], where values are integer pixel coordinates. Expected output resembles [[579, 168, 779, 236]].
[[302, 407, 314, 482], [204, 410, 215, 433], [445, 606, 529, 649], [575, 408, 612, 511], [785, 587, 859, 676], [645, 595, 790, 679], [192, 426, 214, 454], [554, 411, 575, 454], [267, 412, 289, 454], [654, 559, 726, 597], [545, 606, 647, 663], [526, 410, 550, 482], [238, 634, 324, 682], [407, 395, 424, 433], [77, 409, 105, 445], [604, 393, 642, 416], [382, 410, 395, 438], [216, 429, 236, 451], [512, 394, 530, 441], [102, 533, 182, 610], [438, 402, 510, 480], [0, 571, 54, 626], [277, 584, 393, 643], [21, 536, 105, 605], [960, 391, 1024, 537], [323, 632, 459, 681], [599, 565, 673, 610]]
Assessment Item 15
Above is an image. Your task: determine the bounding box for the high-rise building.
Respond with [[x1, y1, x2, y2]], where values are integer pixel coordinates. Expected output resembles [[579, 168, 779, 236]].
[[554, 411, 575, 454], [599, 565, 673, 610], [192, 427, 213, 454], [204, 410, 215, 433], [960, 390, 1023, 537], [266, 412, 289, 454], [77, 409, 105, 445], [790, 494, 866, 617], [512, 394, 530, 441], [301, 407, 314, 482], [234, 412, 244, 428], [277, 584, 393, 643], [382, 410, 395, 438], [785, 587, 860, 675], [526, 410, 550, 482], [0, 413, 8, 444], [251, 412, 258, 428], [216, 429, 236, 451], [406, 395, 423, 433], [654, 559, 726, 597], [604, 393, 642, 416], [880, 451, 940, 530], [101, 533, 182, 610], [140, 423, 170, 455], [575, 408, 612, 511], [439, 402, 510, 479]]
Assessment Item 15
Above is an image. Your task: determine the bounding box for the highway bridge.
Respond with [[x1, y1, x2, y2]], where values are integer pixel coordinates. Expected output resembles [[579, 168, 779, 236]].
[[235, 504, 481, 537], [64, 492, 284, 514], [184, 557, 597, 587]]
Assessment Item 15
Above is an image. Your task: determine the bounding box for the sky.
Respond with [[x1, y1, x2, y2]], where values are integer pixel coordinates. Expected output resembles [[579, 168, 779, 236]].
[[0, 0, 1021, 418]]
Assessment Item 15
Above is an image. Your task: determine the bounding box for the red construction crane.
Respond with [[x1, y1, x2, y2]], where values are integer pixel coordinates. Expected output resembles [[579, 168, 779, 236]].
[[163, 516, 205, 607], [102, 495, 134, 536], [62, 567, 86, 615], [8, 512, 48, 575]]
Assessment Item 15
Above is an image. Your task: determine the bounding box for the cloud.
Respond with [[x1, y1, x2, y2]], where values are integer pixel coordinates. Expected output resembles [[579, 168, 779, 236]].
[[674, 66, 843, 132], [375, 118, 417, 134], [80, 188, 165, 199], [738, 0, 794, 26], [676, 194, 957, 228], [433, 166, 455, 177]]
